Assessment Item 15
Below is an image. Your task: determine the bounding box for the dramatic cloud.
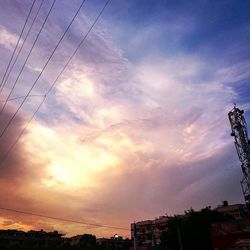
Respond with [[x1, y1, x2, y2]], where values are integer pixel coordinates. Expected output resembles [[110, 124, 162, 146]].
[[0, 0, 249, 238]]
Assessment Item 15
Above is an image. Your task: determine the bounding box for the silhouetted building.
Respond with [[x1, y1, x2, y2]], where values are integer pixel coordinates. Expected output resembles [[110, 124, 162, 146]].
[[69, 234, 96, 248], [97, 236, 131, 249], [0, 229, 65, 249], [215, 201, 247, 220], [154, 216, 168, 245], [131, 216, 168, 250], [131, 220, 153, 248]]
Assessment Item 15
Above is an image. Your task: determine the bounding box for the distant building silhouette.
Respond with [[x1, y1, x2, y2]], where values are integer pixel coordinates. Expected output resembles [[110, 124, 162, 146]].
[[0, 229, 65, 249], [215, 201, 247, 220], [69, 234, 96, 248], [0, 229, 131, 250], [97, 236, 131, 250]]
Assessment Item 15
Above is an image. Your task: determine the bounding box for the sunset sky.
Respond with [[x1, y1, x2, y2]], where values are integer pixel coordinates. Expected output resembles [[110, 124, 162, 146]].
[[0, 0, 250, 238]]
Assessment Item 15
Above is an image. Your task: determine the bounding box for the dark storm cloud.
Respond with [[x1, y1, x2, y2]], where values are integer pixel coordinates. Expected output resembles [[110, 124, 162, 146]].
[[0, 104, 31, 180]]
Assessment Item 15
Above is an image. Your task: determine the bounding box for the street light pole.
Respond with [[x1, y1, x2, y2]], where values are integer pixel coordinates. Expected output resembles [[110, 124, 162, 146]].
[[114, 234, 119, 250]]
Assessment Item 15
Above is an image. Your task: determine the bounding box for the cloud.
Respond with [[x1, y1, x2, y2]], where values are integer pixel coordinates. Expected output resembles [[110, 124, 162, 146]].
[[8, 48, 239, 235], [0, 0, 249, 239], [216, 59, 250, 84], [0, 25, 21, 50]]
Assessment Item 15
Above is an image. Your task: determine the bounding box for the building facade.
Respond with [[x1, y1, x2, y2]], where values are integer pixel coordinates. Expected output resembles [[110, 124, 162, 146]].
[[215, 201, 247, 220], [211, 219, 250, 250], [131, 216, 168, 249]]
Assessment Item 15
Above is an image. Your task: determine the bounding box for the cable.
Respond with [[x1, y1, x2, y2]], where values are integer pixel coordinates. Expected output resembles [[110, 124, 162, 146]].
[[0, 1, 115, 233], [0, 0, 45, 96], [0, 94, 44, 103], [0, 207, 130, 231], [0, 0, 37, 90], [46, 0, 111, 96], [0, 0, 86, 138], [0, 0, 111, 165], [0, 95, 46, 165], [0, 0, 57, 116]]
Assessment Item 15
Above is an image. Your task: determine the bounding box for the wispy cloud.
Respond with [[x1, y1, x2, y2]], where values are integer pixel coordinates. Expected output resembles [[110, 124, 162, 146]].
[[0, 25, 21, 50], [0, 0, 249, 238]]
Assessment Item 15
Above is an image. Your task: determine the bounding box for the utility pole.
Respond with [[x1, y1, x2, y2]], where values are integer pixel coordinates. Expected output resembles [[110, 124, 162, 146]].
[[133, 223, 137, 250], [177, 227, 183, 250], [228, 105, 250, 207]]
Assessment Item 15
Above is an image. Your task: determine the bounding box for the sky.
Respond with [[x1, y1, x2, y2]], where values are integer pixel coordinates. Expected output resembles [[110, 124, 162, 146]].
[[0, 0, 250, 238]]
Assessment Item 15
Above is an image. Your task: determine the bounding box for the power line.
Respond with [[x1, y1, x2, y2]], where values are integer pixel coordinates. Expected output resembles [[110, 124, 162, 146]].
[[0, 0, 45, 96], [0, 0, 119, 233], [0, 0, 57, 116], [0, 0, 37, 90], [0, 95, 45, 165], [0, 207, 130, 231], [0, 94, 44, 103], [45, 0, 111, 96], [0, 0, 111, 166], [0, 0, 86, 138]]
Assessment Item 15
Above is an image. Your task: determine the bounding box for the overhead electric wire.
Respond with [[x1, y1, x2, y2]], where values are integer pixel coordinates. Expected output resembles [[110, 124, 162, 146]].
[[0, 0, 86, 138], [0, 95, 46, 166], [45, 0, 111, 96], [0, 0, 111, 165], [0, 94, 44, 103], [0, 0, 57, 116], [0, 0, 45, 96], [0, 207, 129, 231], [0, 0, 37, 90], [0, 0, 117, 233]]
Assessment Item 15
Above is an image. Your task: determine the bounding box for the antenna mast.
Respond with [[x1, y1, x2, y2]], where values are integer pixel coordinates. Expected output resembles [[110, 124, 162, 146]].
[[228, 106, 250, 204]]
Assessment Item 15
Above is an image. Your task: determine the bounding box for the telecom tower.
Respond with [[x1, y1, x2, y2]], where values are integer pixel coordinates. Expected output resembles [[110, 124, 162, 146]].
[[228, 106, 250, 205]]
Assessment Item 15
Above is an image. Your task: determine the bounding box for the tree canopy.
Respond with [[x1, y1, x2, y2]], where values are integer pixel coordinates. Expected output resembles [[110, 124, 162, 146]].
[[160, 207, 232, 250]]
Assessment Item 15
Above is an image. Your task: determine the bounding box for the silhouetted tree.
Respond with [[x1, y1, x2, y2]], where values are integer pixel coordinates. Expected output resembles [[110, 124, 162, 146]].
[[160, 207, 232, 250]]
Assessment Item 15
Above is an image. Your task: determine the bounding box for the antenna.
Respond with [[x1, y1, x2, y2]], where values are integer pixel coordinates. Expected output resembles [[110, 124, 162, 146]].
[[228, 106, 250, 205]]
